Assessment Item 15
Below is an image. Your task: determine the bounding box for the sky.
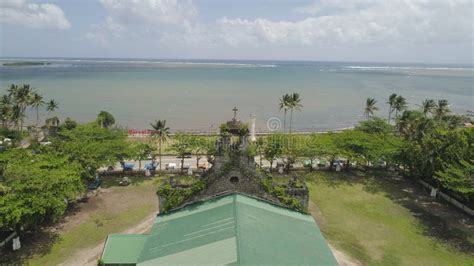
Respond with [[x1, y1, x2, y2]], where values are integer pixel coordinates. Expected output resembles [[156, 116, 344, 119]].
[[0, 0, 473, 64]]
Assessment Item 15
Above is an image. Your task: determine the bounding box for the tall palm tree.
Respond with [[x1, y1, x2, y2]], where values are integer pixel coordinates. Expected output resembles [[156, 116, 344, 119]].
[[364, 98, 378, 119], [418, 99, 436, 118], [393, 95, 407, 118], [279, 93, 291, 133], [11, 105, 24, 132], [150, 120, 170, 174], [0, 95, 12, 128], [288, 93, 303, 134], [14, 85, 33, 132], [387, 93, 397, 123], [434, 99, 450, 121], [30, 92, 45, 127], [46, 99, 59, 113]]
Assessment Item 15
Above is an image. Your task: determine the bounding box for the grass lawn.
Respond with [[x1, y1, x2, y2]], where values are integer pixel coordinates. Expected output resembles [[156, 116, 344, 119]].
[[302, 170, 474, 266], [23, 178, 160, 266]]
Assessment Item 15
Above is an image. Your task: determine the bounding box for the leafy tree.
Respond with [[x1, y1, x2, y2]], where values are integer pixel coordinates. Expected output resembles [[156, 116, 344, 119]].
[[150, 120, 170, 174], [129, 142, 153, 175], [297, 134, 322, 172], [168, 132, 194, 173], [61, 117, 78, 130], [435, 161, 474, 199], [0, 149, 84, 232], [364, 98, 378, 119], [96, 111, 115, 128], [264, 136, 283, 172], [191, 136, 208, 169], [52, 123, 129, 178], [356, 117, 393, 135]]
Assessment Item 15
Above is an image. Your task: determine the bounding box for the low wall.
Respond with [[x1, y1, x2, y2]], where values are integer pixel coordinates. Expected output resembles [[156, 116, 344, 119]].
[[418, 180, 473, 217], [98, 168, 205, 176]]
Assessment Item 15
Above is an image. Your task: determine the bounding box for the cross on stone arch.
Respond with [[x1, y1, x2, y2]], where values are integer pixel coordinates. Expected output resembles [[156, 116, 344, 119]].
[[232, 106, 238, 120]]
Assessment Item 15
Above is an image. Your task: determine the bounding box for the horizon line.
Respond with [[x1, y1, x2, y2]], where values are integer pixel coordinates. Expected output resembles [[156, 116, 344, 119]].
[[0, 56, 472, 66]]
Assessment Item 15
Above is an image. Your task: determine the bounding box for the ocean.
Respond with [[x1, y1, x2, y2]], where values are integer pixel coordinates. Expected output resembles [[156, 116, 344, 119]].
[[0, 58, 472, 132]]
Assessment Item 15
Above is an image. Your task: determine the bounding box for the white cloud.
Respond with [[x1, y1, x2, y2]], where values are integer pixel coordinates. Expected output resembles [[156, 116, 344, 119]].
[[218, 0, 473, 46], [99, 0, 197, 25], [85, 0, 197, 45], [83, 17, 125, 46], [0, 0, 70, 29]]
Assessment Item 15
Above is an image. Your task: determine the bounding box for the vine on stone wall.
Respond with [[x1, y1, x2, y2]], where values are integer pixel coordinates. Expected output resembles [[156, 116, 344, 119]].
[[260, 179, 308, 213], [157, 180, 206, 212]]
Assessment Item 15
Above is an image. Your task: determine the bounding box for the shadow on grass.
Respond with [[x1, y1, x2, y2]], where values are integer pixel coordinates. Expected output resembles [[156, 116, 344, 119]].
[[0, 229, 59, 264], [311, 169, 474, 255], [363, 172, 474, 255]]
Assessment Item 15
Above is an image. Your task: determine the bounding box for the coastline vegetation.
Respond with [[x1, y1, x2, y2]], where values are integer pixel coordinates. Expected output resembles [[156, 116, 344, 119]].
[[0, 83, 472, 264], [2, 62, 51, 67]]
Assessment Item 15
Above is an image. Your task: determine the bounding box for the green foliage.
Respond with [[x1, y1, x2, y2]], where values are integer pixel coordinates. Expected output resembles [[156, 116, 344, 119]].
[[52, 123, 129, 177], [260, 179, 306, 213], [0, 149, 84, 231], [435, 161, 474, 196], [96, 111, 115, 128], [61, 117, 78, 130], [157, 180, 206, 212], [263, 135, 283, 170]]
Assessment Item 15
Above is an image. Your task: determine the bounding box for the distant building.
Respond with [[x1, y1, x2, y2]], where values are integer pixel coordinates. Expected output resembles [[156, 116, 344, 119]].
[[100, 193, 337, 265]]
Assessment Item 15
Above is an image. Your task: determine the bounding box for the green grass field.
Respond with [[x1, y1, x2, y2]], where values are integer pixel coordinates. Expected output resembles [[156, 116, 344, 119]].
[[9, 171, 474, 266], [304, 171, 474, 266], [25, 179, 159, 266]]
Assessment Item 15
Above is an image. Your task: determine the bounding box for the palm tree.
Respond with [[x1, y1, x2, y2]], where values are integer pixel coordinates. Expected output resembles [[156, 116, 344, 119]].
[[14, 85, 33, 132], [288, 93, 303, 134], [434, 99, 450, 120], [393, 95, 407, 118], [46, 99, 59, 113], [364, 98, 378, 119], [30, 92, 45, 127], [150, 120, 170, 174], [387, 93, 397, 123], [11, 105, 24, 132], [418, 99, 436, 118], [0, 95, 12, 128], [279, 93, 291, 133]]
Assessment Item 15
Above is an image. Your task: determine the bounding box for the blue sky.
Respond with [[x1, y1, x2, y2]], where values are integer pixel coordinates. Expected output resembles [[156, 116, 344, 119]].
[[0, 0, 472, 64]]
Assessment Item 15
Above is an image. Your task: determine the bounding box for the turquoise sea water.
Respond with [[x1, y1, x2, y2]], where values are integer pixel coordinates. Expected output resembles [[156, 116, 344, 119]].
[[0, 58, 472, 132]]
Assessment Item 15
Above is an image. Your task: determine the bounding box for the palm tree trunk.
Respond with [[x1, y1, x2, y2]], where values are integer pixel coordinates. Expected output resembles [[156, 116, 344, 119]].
[[388, 106, 391, 123], [159, 139, 162, 175], [36, 108, 40, 127], [289, 108, 293, 134], [283, 109, 287, 133]]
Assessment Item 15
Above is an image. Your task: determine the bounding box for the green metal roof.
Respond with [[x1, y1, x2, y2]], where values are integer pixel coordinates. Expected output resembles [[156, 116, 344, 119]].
[[102, 193, 337, 265], [102, 234, 147, 264]]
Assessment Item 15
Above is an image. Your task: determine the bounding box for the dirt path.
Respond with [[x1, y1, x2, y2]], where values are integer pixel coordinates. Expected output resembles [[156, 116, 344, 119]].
[[60, 212, 157, 266]]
